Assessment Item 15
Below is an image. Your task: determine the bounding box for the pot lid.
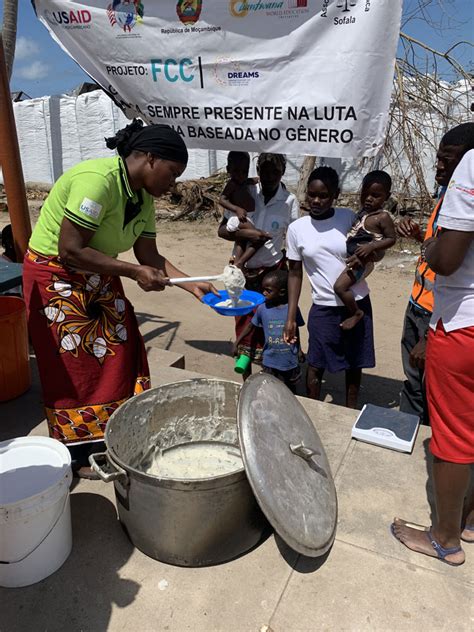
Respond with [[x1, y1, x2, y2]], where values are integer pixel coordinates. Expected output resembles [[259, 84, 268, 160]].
[[237, 373, 337, 557]]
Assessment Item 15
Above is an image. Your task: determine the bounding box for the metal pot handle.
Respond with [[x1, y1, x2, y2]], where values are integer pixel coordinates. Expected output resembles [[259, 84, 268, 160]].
[[89, 452, 128, 483], [290, 443, 328, 479]]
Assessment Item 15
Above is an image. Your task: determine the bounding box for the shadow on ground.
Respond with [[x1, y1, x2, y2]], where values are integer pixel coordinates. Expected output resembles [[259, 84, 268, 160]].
[[0, 353, 44, 441], [180, 343, 403, 411], [275, 535, 332, 574], [136, 312, 180, 349], [322, 370, 402, 410], [1, 493, 138, 632], [185, 339, 233, 357]]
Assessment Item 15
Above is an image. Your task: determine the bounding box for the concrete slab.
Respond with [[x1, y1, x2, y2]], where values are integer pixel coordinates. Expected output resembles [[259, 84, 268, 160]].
[[149, 364, 207, 386], [1, 362, 473, 632], [1, 482, 297, 632], [146, 345, 185, 372], [335, 431, 474, 584], [294, 398, 356, 479], [107, 531, 296, 632], [270, 540, 473, 631]]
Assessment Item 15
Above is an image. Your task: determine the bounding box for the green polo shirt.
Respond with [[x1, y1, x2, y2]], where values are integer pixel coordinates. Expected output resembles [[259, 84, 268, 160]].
[[29, 156, 156, 257]]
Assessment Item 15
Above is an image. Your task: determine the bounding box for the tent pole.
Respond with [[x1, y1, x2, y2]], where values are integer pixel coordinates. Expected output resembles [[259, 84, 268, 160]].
[[0, 34, 31, 261]]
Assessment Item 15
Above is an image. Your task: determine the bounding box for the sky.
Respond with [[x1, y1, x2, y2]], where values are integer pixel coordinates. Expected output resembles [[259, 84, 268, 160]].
[[2, 0, 473, 98]]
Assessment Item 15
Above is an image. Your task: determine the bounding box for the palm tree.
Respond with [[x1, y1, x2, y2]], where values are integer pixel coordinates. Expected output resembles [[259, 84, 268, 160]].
[[2, 0, 19, 81]]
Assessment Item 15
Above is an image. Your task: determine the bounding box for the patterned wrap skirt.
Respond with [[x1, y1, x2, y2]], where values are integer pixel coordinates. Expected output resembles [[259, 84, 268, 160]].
[[22, 249, 150, 445]]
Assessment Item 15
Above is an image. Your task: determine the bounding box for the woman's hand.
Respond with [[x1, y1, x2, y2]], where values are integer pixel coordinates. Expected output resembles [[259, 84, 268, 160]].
[[396, 218, 422, 241], [189, 281, 220, 301], [135, 266, 170, 292], [284, 320, 298, 344]]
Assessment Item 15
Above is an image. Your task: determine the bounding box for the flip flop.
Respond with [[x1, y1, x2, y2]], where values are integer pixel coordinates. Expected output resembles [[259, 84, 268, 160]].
[[391, 519, 428, 532], [390, 521, 465, 567], [461, 524, 474, 543], [426, 530, 464, 566]]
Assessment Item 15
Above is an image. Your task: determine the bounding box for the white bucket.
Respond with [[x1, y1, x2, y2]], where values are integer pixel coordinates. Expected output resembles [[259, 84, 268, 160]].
[[0, 436, 73, 588]]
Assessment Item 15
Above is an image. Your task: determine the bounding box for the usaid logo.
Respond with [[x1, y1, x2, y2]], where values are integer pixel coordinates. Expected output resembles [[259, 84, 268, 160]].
[[44, 9, 92, 28]]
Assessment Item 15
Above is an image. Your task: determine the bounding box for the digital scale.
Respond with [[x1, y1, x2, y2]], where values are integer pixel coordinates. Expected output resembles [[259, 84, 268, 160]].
[[351, 404, 420, 453]]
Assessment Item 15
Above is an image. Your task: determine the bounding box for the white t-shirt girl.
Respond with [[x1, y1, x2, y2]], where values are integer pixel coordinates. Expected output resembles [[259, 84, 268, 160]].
[[286, 209, 369, 307]]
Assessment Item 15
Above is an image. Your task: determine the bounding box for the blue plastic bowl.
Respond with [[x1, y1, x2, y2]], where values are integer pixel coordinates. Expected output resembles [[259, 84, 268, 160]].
[[201, 290, 265, 316]]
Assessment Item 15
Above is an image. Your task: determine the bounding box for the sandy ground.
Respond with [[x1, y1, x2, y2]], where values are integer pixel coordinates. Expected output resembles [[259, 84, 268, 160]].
[[124, 219, 418, 410]]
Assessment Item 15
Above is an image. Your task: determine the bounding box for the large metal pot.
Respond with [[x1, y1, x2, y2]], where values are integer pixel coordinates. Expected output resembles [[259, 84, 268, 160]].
[[90, 379, 270, 567]]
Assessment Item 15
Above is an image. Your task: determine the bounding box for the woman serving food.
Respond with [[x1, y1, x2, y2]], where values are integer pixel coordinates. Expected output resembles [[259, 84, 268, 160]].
[[23, 120, 216, 476]]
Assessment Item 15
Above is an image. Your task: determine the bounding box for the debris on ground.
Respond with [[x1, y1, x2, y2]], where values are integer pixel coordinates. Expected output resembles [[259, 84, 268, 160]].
[[154, 172, 227, 222]]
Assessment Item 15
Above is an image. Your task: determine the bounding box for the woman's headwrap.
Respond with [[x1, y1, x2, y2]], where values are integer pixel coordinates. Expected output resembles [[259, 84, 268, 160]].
[[106, 119, 188, 165]]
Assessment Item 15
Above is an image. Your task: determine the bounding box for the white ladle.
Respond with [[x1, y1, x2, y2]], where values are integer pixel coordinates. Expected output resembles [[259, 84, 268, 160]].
[[168, 275, 221, 284], [169, 265, 246, 307], [169, 265, 245, 287]]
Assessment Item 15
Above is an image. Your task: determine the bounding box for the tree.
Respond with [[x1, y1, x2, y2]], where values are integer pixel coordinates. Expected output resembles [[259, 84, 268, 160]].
[[387, 33, 471, 202], [375, 1, 471, 206], [2, 0, 18, 81]]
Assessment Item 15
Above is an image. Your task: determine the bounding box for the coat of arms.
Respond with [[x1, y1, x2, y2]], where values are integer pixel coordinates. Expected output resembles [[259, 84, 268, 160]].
[[176, 0, 202, 24]]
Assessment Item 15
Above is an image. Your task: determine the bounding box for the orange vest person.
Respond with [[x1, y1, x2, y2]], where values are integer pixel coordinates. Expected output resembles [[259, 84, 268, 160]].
[[409, 196, 443, 313], [397, 123, 473, 424]]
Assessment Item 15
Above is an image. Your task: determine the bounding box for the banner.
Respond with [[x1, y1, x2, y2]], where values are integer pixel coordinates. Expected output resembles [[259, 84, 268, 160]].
[[33, 0, 402, 157]]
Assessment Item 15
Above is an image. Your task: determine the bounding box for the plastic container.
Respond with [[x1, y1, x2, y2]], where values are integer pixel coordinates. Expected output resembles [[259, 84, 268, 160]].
[[234, 354, 251, 374], [0, 437, 73, 588], [201, 290, 265, 316], [0, 296, 31, 402]]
